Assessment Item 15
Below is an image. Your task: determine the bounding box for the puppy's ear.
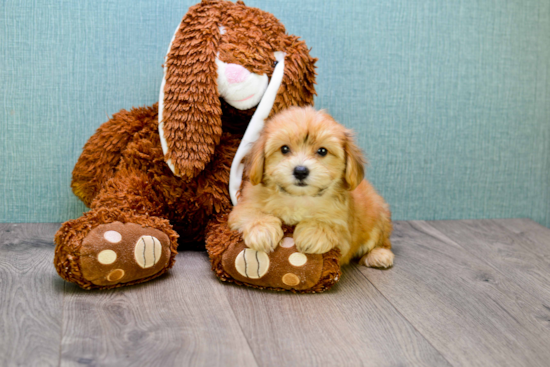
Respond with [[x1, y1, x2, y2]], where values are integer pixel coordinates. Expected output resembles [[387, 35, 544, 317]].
[[246, 133, 267, 185], [344, 131, 366, 191], [271, 36, 317, 114], [159, 2, 223, 180]]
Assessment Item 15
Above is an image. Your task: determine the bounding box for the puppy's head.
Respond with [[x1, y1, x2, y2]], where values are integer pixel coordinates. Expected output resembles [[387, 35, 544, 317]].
[[247, 107, 365, 196]]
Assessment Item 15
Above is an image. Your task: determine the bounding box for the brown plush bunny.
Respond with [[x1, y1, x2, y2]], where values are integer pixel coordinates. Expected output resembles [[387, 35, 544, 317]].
[[54, 0, 340, 292]]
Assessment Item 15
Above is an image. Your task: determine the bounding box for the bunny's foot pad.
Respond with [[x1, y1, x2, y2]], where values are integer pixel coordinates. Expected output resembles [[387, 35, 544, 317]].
[[54, 209, 178, 290], [78, 222, 171, 286], [206, 215, 341, 293]]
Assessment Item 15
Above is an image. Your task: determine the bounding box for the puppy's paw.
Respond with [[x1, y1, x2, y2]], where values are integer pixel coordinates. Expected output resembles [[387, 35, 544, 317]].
[[294, 223, 337, 254], [360, 248, 394, 268], [243, 217, 284, 253]]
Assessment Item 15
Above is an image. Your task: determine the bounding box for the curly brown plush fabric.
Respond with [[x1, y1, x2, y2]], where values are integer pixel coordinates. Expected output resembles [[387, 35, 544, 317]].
[[206, 214, 341, 293], [161, 0, 316, 179], [53, 0, 337, 291], [54, 208, 179, 290]]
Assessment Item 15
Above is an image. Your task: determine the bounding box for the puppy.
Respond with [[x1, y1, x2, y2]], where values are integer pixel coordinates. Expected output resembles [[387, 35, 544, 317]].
[[228, 106, 394, 267]]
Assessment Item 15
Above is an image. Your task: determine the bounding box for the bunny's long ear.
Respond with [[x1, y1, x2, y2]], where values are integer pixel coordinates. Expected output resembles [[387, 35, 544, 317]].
[[158, 2, 223, 180], [271, 37, 317, 114]]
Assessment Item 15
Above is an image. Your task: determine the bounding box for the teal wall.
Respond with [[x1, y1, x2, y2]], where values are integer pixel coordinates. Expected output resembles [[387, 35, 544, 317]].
[[2, 0, 549, 227]]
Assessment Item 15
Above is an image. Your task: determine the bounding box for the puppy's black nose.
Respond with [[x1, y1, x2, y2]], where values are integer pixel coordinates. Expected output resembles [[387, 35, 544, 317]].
[[293, 166, 309, 180]]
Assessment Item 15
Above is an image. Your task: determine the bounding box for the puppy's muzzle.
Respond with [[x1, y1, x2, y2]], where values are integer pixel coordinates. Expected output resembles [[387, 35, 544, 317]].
[[293, 166, 309, 182]]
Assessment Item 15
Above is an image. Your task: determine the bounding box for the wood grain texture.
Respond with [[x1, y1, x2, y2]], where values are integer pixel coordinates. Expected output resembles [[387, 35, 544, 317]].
[[0, 223, 64, 367], [3, 220, 550, 366], [428, 219, 550, 305], [223, 264, 451, 367], [59, 251, 257, 367], [359, 220, 550, 367]]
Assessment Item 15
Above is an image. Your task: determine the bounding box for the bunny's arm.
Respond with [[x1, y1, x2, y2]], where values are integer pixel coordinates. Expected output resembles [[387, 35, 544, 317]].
[[71, 104, 157, 207]]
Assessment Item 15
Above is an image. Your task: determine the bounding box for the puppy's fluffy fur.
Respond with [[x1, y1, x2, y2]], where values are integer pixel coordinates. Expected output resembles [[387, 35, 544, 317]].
[[228, 107, 394, 267]]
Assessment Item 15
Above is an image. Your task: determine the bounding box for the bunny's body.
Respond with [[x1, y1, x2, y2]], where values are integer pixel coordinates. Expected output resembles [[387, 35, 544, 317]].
[[54, 0, 317, 289], [71, 102, 251, 247]]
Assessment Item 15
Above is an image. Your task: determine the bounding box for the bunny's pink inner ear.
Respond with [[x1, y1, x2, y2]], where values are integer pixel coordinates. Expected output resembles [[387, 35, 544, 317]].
[[158, 2, 223, 180]]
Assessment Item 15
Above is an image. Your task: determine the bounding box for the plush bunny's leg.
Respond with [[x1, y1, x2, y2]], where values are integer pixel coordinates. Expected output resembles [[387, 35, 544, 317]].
[[205, 214, 341, 293], [54, 170, 178, 290]]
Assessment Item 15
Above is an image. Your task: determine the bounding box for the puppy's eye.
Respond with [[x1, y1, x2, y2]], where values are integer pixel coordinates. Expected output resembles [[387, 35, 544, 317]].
[[317, 147, 328, 156], [273, 60, 279, 68], [281, 145, 290, 154]]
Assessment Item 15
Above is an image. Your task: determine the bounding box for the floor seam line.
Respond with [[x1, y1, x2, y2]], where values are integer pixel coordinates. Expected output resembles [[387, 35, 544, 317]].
[[221, 286, 261, 367], [57, 277, 66, 367], [355, 266, 456, 367], [199, 251, 260, 367], [423, 220, 550, 307]]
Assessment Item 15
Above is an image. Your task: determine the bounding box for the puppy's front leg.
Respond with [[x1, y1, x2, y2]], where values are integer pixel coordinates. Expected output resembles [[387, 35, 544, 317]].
[[228, 206, 284, 253], [294, 220, 349, 255]]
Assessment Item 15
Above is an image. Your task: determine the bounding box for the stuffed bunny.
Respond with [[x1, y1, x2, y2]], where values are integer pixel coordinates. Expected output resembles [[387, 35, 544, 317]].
[[54, 0, 341, 291]]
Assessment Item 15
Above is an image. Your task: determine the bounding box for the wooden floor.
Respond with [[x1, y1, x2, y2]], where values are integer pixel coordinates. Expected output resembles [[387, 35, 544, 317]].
[[2, 219, 550, 367]]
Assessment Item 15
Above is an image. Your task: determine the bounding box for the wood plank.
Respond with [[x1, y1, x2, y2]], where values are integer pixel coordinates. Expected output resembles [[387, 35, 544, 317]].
[[59, 251, 257, 367], [5, 220, 549, 366], [493, 219, 550, 254], [428, 219, 550, 305], [0, 223, 64, 367], [359, 220, 550, 367], [224, 263, 451, 367]]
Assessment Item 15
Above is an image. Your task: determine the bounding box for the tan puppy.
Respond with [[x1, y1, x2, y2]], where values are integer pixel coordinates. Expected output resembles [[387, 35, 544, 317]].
[[228, 107, 394, 267]]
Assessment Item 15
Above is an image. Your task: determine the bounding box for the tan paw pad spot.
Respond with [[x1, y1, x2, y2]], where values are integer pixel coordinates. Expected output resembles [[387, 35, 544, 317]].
[[97, 249, 117, 265], [104, 230, 122, 243], [235, 249, 270, 279], [280, 237, 295, 248], [288, 252, 307, 267], [282, 273, 300, 286], [106, 269, 125, 282], [134, 236, 162, 269]]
